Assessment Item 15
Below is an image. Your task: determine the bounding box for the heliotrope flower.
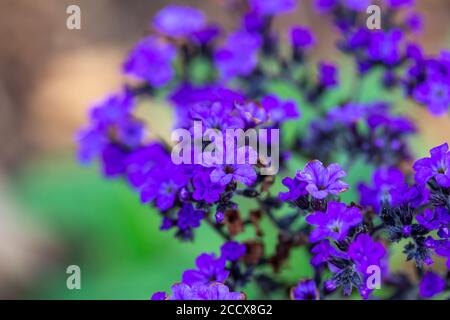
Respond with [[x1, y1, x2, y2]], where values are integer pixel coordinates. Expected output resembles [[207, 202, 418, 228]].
[[249, 0, 297, 16], [210, 163, 257, 186], [279, 176, 308, 202], [306, 201, 362, 242], [368, 29, 404, 66], [165, 282, 245, 300], [348, 234, 386, 275], [100, 144, 128, 177], [123, 36, 176, 88], [290, 279, 319, 300], [419, 272, 445, 298], [413, 143, 450, 188], [192, 171, 226, 203], [214, 31, 262, 81], [153, 5, 205, 38], [417, 207, 450, 231], [413, 75, 450, 116], [77, 90, 137, 164], [310, 239, 348, 267], [177, 203, 204, 231], [220, 241, 246, 262], [297, 160, 349, 199], [208, 147, 258, 186], [318, 62, 339, 88], [140, 163, 189, 210], [260, 95, 300, 123], [358, 167, 405, 213], [434, 240, 450, 268], [182, 253, 229, 285], [290, 26, 315, 49], [125, 143, 168, 188]]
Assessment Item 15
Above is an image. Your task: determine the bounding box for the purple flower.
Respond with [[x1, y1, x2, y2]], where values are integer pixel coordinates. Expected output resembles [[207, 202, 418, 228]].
[[419, 272, 445, 298], [249, 0, 297, 16], [208, 147, 258, 187], [140, 164, 189, 210], [318, 62, 338, 87], [290, 26, 315, 48], [123, 36, 176, 87], [368, 29, 403, 66], [210, 164, 257, 186], [291, 279, 319, 300], [191, 283, 245, 300], [190, 25, 221, 45], [125, 143, 168, 188], [417, 207, 450, 231], [306, 202, 362, 242], [169, 283, 244, 300], [151, 292, 167, 300], [413, 75, 450, 116], [261, 95, 300, 123], [77, 90, 137, 164], [311, 239, 348, 267], [413, 143, 450, 188], [192, 171, 226, 203], [215, 211, 225, 223], [405, 12, 422, 32], [358, 167, 405, 213], [214, 31, 262, 81], [221, 241, 246, 262], [153, 5, 205, 38], [297, 160, 349, 199], [177, 203, 204, 231], [434, 240, 450, 269], [348, 234, 386, 275], [182, 253, 229, 285], [279, 176, 308, 202], [101, 144, 128, 177]]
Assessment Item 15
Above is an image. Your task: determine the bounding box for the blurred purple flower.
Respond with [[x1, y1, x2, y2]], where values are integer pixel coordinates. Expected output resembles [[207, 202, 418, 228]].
[[153, 5, 205, 38], [123, 36, 176, 87]]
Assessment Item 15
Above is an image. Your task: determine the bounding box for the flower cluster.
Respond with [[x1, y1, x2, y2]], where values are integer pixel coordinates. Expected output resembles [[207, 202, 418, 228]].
[[78, 0, 450, 300]]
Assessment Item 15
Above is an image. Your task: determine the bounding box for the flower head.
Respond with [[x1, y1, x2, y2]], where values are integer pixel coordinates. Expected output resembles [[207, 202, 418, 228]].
[[306, 202, 362, 242], [290, 26, 315, 48], [153, 5, 205, 38], [297, 160, 349, 199], [419, 272, 445, 298], [177, 203, 204, 231], [214, 31, 262, 81], [123, 36, 176, 87], [413, 75, 450, 116], [169, 282, 245, 300], [358, 167, 405, 213], [279, 176, 308, 202], [249, 0, 297, 16], [182, 253, 229, 285], [348, 234, 386, 275], [291, 279, 319, 300], [192, 171, 226, 203], [413, 143, 450, 188], [220, 241, 246, 262]]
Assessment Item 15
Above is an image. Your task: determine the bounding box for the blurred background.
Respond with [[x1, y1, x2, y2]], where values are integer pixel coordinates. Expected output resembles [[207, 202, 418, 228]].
[[0, 0, 449, 299]]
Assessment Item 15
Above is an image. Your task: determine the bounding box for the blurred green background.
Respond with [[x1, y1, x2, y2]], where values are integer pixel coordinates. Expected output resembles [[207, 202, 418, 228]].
[[0, 0, 449, 299]]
